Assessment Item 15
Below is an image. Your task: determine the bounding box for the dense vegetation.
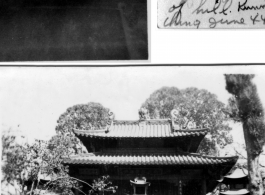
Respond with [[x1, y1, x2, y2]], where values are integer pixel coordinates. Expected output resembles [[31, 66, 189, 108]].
[[140, 87, 233, 156]]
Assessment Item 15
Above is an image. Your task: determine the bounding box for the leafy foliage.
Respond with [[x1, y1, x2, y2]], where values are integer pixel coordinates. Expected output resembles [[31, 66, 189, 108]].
[[2, 133, 80, 195], [141, 87, 233, 156], [89, 176, 118, 195], [224, 96, 241, 122], [48, 133, 86, 155], [2, 131, 118, 195], [2, 134, 28, 184], [225, 74, 265, 152], [56, 102, 113, 134]]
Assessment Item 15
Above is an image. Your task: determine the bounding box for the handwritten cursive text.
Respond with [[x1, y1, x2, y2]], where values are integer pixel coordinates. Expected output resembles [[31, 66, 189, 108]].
[[238, 0, 265, 12], [209, 17, 245, 28], [193, 0, 233, 16], [164, 0, 201, 28]]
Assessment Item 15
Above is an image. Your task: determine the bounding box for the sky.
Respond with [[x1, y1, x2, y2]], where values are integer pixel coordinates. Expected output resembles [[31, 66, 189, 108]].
[[1, 66, 265, 144]]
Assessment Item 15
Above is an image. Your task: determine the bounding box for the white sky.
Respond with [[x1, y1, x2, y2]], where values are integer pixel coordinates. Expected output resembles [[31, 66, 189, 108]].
[[1, 66, 265, 144]]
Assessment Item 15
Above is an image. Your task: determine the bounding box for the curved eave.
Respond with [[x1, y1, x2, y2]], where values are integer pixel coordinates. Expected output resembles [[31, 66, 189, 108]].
[[224, 168, 248, 179], [220, 189, 249, 195], [64, 153, 238, 166], [73, 128, 210, 139]]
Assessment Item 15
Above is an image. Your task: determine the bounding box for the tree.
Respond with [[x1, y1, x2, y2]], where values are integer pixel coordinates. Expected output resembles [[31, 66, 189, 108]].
[[225, 74, 265, 195], [2, 133, 81, 195], [1, 128, 33, 195], [89, 176, 118, 195], [48, 132, 88, 155], [2, 133, 117, 195], [56, 102, 114, 134], [141, 87, 233, 156]]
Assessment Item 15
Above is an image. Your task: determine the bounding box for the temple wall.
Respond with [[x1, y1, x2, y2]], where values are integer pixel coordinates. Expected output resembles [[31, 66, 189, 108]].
[[69, 165, 211, 195]]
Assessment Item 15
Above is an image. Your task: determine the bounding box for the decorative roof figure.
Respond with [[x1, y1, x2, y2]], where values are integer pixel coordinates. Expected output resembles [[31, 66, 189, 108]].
[[107, 111, 115, 124], [138, 108, 150, 120], [105, 111, 115, 133], [154, 108, 160, 119], [170, 107, 196, 130]]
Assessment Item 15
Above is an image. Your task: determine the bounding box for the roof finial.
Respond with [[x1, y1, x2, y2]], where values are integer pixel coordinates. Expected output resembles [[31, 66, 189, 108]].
[[139, 107, 150, 121], [171, 109, 181, 130], [106, 111, 115, 133], [108, 111, 115, 121], [170, 107, 196, 130]]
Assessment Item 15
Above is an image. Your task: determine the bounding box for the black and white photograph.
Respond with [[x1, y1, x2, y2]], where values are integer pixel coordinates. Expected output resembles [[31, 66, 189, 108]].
[[1, 66, 265, 195], [0, 0, 265, 195], [0, 0, 148, 61]]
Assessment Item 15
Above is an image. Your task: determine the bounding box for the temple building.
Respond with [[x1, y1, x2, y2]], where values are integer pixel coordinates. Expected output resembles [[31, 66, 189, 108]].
[[65, 109, 238, 195]]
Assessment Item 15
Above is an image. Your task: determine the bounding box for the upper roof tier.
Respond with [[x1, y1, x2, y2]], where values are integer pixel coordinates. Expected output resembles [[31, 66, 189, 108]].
[[72, 108, 211, 139], [73, 119, 210, 139]]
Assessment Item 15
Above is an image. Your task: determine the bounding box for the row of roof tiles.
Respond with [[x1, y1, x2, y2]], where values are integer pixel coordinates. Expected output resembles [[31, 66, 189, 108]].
[[220, 189, 249, 195], [73, 122, 209, 138], [64, 153, 238, 166]]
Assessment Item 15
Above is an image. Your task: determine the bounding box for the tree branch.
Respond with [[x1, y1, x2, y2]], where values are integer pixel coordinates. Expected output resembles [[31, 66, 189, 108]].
[[234, 147, 247, 159], [45, 176, 94, 190], [72, 187, 87, 195]]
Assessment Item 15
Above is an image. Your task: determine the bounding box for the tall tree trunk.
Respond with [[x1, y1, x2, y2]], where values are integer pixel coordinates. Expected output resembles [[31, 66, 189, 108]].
[[243, 122, 263, 195]]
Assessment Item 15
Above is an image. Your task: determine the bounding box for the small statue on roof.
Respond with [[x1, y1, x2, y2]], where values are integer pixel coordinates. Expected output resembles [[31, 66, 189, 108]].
[[107, 111, 115, 124], [170, 106, 196, 130], [139, 107, 150, 120], [105, 111, 115, 133]]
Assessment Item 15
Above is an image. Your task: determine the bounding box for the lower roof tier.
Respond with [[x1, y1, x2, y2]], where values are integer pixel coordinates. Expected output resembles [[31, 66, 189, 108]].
[[64, 153, 238, 166]]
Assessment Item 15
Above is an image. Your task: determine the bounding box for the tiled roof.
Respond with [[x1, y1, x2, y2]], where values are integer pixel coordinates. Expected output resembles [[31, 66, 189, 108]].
[[64, 153, 238, 166], [73, 120, 209, 138], [218, 167, 248, 183], [225, 168, 248, 179], [220, 189, 249, 195]]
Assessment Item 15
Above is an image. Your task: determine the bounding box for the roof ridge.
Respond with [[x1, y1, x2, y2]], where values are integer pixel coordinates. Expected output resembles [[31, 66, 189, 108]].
[[113, 120, 171, 125]]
